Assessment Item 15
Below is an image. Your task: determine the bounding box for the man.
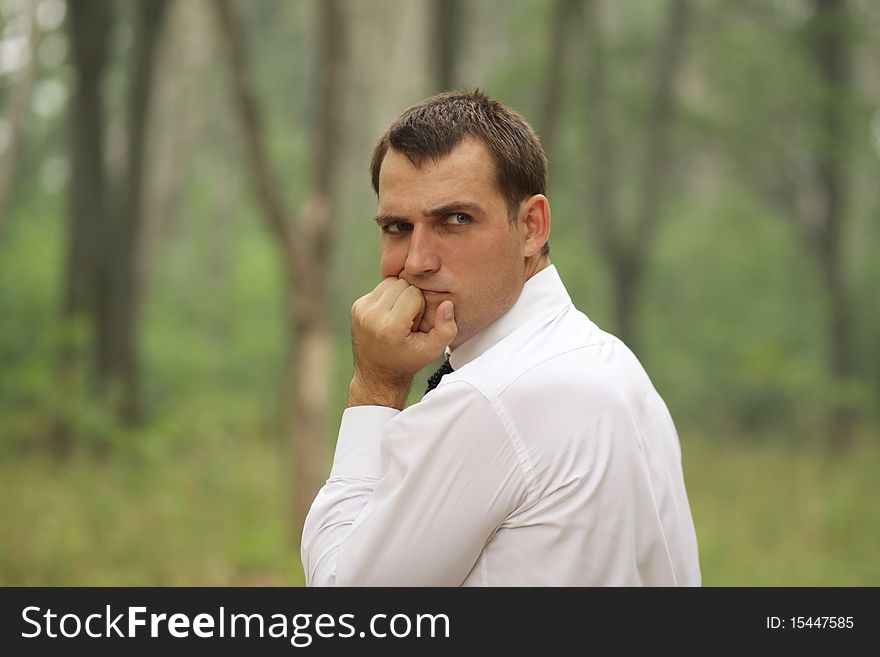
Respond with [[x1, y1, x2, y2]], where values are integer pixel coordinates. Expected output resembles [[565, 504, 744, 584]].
[[301, 91, 700, 586]]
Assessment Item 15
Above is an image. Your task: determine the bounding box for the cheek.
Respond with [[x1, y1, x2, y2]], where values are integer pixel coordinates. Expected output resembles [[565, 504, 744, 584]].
[[379, 244, 404, 277]]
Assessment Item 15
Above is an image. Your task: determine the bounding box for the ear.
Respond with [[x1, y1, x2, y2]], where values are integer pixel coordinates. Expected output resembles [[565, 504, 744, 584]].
[[519, 194, 550, 258]]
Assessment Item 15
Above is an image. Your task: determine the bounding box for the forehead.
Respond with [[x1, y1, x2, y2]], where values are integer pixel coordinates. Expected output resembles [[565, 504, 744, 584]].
[[377, 138, 501, 211]]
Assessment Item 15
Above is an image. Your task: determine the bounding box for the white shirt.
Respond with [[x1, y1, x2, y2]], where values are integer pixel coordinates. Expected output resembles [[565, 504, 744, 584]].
[[301, 265, 701, 586]]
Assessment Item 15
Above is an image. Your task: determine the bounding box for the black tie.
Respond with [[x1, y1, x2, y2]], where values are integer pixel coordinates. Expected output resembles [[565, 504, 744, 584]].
[[425, 358, 454, 396]]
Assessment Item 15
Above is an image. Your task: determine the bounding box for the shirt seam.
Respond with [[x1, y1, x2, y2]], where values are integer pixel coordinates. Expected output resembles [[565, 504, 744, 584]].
[[447, 379, 541, 512], [492, 339, 620, 397]]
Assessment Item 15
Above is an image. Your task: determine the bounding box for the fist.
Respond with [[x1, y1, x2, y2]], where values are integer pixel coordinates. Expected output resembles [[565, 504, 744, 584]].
[[350, 277, 458, 382]]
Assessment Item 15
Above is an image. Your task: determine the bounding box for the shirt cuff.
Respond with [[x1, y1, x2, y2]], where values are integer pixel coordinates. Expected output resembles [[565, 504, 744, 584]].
[[329, 405, 399, 480]]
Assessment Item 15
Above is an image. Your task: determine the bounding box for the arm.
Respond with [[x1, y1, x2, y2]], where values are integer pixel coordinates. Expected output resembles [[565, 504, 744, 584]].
[[302, 276, 526, 585], [301, 381, 528, 585]]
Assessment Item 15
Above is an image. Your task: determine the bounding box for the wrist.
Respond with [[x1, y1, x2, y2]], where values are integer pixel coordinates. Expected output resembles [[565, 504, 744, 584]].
[[347, 368, 413, 410]]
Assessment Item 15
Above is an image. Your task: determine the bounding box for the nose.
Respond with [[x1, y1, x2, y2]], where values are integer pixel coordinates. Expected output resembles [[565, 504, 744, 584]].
[[403, 225, 440, 276]]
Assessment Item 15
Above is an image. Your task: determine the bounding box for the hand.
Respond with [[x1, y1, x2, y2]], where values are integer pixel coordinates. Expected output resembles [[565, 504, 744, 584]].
[[348, 277, 458, 408]]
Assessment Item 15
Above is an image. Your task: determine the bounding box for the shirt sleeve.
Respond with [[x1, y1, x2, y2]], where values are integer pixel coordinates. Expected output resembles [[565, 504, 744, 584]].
[[300, 381, 529, 586]]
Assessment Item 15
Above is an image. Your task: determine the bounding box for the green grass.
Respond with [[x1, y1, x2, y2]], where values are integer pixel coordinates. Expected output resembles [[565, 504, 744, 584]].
[[685, 433, 880, 586], [0, 434, 304, 586], [1, 428, 877, 586]]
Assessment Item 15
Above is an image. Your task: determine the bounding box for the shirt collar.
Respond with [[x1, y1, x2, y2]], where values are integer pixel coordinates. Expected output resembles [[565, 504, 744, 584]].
[[448, 264, 572, 370]]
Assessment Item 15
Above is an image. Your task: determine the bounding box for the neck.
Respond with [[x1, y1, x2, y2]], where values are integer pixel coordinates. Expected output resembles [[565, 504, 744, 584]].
[[523, 256, 551, 282], [449, 258, 551, 353]]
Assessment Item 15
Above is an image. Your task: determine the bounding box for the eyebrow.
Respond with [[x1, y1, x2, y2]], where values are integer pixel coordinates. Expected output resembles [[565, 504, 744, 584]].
[[374, 201, 485, 226]]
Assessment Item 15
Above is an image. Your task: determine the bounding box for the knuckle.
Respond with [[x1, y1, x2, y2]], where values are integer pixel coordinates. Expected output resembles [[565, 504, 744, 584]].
[[375, 322, 393, 341], [351, 295, 369, 316]]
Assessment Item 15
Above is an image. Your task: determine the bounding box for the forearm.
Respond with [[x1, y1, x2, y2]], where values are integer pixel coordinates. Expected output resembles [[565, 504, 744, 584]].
[[301, 405, 395, 586], [301, 477, 375, 586]]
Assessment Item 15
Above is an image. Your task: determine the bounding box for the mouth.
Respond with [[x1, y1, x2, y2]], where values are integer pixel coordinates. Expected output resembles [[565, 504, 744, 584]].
[[420, 289, 450, 299]]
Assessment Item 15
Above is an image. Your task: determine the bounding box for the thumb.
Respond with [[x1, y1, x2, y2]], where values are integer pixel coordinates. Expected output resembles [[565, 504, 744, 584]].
[[426, 300, 457, 348]]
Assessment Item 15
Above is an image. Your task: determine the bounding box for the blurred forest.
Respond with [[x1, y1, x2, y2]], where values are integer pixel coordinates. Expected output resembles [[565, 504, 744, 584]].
[[1, 0, 878, 586]]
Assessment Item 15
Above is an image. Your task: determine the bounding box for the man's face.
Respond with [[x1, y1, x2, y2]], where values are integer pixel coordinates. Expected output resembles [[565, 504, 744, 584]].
[[376, 138, 528, 349]]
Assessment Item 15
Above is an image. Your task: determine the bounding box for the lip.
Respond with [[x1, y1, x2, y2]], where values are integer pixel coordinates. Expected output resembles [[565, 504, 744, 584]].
[[421, 289, 450, 299]]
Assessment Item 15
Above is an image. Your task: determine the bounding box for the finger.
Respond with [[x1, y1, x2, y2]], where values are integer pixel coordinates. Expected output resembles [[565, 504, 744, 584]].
[[375, 278, 411, 311], [356, 278, 395, 313], [389, 286, 426, 329], [364, 277, 401, 303], [410, 306, 426, 333], [418, 300, 457, 353]]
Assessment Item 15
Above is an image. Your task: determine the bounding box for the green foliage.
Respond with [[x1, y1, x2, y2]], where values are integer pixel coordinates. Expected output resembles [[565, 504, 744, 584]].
[[642, 187, 831, 434], [143, 202, 286, 416], [0, 186, 65, 449]]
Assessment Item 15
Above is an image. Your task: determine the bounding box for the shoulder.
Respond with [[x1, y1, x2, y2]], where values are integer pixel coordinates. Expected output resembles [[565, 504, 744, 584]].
[[444, 312, 665, 433], [450, 305, 639, 399]]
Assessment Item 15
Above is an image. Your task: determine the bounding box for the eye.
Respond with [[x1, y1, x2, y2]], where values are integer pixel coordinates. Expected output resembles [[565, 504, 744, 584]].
[[445, 213, 472, 226], [382, 221, 412, 234]]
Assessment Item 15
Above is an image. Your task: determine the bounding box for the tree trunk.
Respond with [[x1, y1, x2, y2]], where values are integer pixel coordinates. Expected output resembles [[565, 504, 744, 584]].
[[807, 0, 854, 449], [289, 0, 346, 535], [582, 0, 620, 276], [215, 0, 346, 549], [55, 0, 113, 451], [139, 0, 208, 308], [432, 0, 462, 92], [105, 0, 171, 426], [64, 0, 112, 342], [633, 0, 689, 263], [0, 1, 40, 236], [538, 0, 581, 166], [623, 0, 690, 352], [289, 202, 334, 540], [611, 252, 641, 348], [583, 0, 689, 353]]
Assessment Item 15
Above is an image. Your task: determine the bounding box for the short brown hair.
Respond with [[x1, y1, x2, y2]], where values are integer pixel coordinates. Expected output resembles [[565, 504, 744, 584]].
[[370, 90, 550, 257]]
